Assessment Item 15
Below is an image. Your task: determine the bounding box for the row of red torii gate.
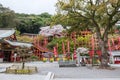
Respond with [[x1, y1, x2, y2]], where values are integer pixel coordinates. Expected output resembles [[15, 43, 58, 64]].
[[33, 31, 120, 64]]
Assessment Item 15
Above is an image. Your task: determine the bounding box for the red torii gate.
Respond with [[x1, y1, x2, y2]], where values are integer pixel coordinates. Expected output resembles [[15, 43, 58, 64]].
[[89, 36, 120, 58]]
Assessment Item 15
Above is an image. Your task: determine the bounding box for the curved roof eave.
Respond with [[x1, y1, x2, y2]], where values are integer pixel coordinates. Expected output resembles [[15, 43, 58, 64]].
[[0, 29, 15, 39], [4, 39, 33, 48]]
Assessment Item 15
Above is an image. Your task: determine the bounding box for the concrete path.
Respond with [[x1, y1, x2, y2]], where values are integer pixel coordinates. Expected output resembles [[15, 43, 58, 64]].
[[35, 62, 120, 78], [0, 74, 45, 80], [54, 78, 120, 80], [0, 62, 120, 80]]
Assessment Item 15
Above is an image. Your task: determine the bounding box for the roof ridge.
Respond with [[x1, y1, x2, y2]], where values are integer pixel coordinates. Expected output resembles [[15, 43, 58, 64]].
[[0, 28, 15, 30]]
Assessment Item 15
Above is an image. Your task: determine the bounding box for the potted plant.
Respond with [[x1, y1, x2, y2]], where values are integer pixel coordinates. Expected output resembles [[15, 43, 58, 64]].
[[42, 57, 47, 62], [49, 58, 54, 62]]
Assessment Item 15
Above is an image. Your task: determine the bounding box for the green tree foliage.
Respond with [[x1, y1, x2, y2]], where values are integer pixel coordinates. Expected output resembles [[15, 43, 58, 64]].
[[16, 13, 52, 34], [55, 0, 120, 68], [0, 4, 16, 28], [47, 37, 74, 54], [40, 12, 52, 26], [47, 35, 92, 54], [0, 4, 52, 34]]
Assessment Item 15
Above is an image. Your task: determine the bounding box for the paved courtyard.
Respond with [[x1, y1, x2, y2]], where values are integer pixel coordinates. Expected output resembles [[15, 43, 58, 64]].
[[0, 74, 45, 80], [0, 62, 120, 80], [27, 62, 120, 78]]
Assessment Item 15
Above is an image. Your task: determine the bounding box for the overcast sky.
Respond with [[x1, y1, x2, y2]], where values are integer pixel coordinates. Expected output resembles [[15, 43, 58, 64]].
[[0, 0, 58, 15]]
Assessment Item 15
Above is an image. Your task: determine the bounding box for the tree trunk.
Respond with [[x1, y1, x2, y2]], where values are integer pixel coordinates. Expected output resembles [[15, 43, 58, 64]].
[[22, 56, 25, 69], [94, 26, 110, 68], [22, 62, 25, 69], [99, 39, 110, 68]]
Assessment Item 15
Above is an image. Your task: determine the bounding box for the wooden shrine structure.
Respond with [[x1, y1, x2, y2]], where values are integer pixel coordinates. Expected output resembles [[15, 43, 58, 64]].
[[0, 28, 33, 62]]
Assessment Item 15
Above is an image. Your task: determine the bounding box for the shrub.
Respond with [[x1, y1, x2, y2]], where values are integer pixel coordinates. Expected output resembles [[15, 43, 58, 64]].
[[30, 55, 38, 61]]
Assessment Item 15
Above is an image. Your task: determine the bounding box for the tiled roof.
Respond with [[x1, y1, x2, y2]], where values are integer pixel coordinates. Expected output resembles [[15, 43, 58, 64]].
[[0, 28, 15, 39], [4, 39, 33, 48]]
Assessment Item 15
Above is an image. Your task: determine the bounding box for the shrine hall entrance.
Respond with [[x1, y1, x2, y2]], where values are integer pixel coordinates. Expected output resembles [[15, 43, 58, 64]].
[[3, 51, 11, 62]]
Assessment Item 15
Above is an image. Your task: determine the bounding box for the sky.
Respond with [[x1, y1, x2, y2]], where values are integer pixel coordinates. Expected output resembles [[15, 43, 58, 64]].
[[0, 0, 58, 15]]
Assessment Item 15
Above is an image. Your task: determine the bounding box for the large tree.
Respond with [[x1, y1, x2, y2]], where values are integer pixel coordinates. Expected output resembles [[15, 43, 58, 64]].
[[55, 0, 120, 68]]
